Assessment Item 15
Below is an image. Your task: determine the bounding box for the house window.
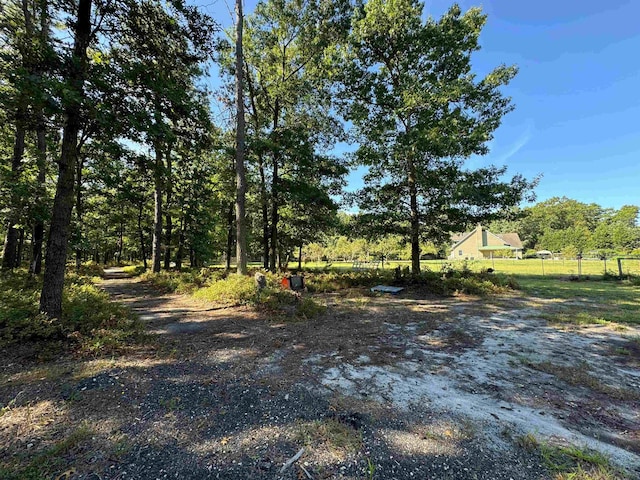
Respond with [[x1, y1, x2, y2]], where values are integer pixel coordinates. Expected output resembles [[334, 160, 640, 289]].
[[458, 250, 463, 256]]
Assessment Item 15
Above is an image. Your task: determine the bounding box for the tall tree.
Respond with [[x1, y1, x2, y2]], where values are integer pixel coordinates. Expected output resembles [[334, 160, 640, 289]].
[[234, 0, 248, 274], [39, 0, 92, 318], [340, 0, 534, 274], [239, 0, 350, 270]]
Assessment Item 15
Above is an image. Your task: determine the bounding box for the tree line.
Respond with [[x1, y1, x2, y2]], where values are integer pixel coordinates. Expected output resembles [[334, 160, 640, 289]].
[[300, 199, 640, 264], [488, 197, 640, 258], [1, 0, 535, 319]]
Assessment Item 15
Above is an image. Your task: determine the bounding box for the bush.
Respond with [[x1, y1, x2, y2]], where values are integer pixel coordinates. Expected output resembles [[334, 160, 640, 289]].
[[0, 270, 142, 354], [141, 268, 226, 294], [301, 267, 518, 296], [192, 272, 326, 320], [122, 264, 147, 277], [75, 261, 105, 278], [305, 270, 392, 293], [193, 274, 261, 305]]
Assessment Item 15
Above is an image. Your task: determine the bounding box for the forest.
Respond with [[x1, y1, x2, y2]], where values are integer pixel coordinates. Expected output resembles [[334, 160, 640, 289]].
[[1, 0, 636, 321]]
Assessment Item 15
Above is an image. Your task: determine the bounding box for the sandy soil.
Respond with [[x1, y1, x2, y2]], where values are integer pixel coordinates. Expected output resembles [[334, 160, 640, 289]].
[[1, 268, 639, 479]]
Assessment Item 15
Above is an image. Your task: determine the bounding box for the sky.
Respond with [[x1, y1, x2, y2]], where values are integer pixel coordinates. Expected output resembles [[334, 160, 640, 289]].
[[196, 0, 640, 210]]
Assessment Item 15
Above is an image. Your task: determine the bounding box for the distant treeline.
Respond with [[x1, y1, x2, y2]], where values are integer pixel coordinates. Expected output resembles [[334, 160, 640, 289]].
[[301, 198, 640, 262]]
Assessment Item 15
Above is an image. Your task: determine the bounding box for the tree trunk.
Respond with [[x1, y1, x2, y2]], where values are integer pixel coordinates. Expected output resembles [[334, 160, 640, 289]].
[[2, 119, 26, 270], [408, 157, 421, 275], [118, 213, 124, 263], [16, 229, 25, 267], [176, 209, 185, 270], [298, 244, 302, 270], [259, 154, 269, 269], [75, 155, 84, 269], [31, 116, 47, 274], [163, 149, 172, 269], [234, 0, 248, 275], [245, 62, 269, 270], [269, 163, 279, 272], [151, 147, 163, 273], [39, 0, 92, 319], [226, 203, 234, 271], [137, 202, 147, 269]]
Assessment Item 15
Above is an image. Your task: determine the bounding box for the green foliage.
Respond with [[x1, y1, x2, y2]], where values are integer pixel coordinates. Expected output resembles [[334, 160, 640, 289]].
[[141, 268, 226, 294], [0, 271, 142, 354], [75, 261, 105, 278], [305, 270, 390, 292], [302, 267, 517, 296], [122, 264, 147, 276], [193, 274, 261, 305], [490, 198, 640, 254], [418, 269, 519, 296], [337, 0, 534, 271]]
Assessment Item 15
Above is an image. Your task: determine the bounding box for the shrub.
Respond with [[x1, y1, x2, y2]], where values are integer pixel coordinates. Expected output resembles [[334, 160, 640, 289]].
[[305, 270, 393, 293], [122, 264, 146, 277], [141, 268, 226, 294], [192, 272, 326, 320], [0, 271, 142, 354], [75, 261, 105, 278], [193, 274, 260, 305]]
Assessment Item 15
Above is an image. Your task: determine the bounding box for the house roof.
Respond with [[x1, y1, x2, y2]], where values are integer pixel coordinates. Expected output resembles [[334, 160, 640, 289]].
[[450, 227, 523, 250], [496, 233, 523, 249]]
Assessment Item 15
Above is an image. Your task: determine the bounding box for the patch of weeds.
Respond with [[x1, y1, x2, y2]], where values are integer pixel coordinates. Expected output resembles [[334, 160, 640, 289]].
[[122, 264, 146, 277], [75, 261, 105, 278], [294, 296, 326, 319], [517, 432, 540, 450], [446, 327, 478, 348], [521, 360, 639, 401], [517, 436, 625, 480], [0, 271, 144, 355], [142, 268, 226, 293], [613, 347, 631, 356], [305, 270, 391, 293], [159, 396, 181, 411], [0, 423, 93, 480], [110, 434, 132, 459], [366, 456, 376, 480], [294, 418, 363, 455], [544, 311, 612, 327], [193, 273, 326, 320], [193, 274, 261, 305]]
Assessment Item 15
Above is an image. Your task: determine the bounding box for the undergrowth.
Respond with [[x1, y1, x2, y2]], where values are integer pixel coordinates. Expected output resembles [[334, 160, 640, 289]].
[[141, 267, 226, 293], [518, 435, 626, 480], [122, 264, 146, 277], [193, 272, 326, 320], [0, 270, 143, 356], [303, 266, 519, 296]]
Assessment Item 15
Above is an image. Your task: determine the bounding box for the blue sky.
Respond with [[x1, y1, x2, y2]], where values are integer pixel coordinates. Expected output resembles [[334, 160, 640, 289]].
[[197, 0, 640, 210]]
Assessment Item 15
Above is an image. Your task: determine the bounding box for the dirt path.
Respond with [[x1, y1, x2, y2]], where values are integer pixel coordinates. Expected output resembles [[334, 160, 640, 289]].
[[2, 269, 639, 479]]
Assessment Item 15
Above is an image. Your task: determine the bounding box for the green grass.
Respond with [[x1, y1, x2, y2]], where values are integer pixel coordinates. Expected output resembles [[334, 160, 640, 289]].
[[517, 276, 640, 325], [209, 258, 640, 277], [517, 435, 627, 480]]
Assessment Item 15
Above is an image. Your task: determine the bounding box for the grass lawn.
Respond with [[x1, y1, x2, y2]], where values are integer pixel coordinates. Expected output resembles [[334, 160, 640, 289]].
[[514, 275, 640, 326], [233, 258, 640, 277]]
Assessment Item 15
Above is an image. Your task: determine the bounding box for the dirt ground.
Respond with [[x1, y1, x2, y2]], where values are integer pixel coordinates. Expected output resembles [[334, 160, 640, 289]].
[[1, 268, 639, 479]]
